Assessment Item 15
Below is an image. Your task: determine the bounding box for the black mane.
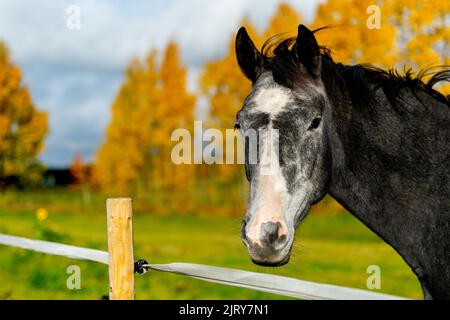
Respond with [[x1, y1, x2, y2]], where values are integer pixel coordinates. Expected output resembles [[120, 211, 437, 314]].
[[260, 31, 450, 114]]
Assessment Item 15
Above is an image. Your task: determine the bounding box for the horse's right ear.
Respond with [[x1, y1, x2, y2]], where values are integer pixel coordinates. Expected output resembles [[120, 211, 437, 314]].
[[235, 27, 263, 83]]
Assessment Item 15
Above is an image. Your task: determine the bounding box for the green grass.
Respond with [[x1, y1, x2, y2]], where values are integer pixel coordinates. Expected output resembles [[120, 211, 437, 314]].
[[0, 189, 422, 299]]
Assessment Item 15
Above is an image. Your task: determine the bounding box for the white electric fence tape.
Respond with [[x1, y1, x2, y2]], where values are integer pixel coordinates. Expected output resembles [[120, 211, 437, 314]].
[[0, 233, 407, 300], [0, 234, 108, 264], [142, 263, 406, 300]]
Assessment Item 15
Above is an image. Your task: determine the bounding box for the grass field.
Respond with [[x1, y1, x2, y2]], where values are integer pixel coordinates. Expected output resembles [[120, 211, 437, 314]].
[[0, 189, 423, 299]]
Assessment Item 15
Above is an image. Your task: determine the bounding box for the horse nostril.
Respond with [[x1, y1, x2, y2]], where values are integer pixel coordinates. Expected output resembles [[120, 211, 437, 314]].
[[261, 221, 286, 246], [267, 225, 278, 244]]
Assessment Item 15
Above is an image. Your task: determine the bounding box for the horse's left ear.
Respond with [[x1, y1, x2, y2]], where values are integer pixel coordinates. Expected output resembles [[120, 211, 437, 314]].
[[295, 25, 321, 78]]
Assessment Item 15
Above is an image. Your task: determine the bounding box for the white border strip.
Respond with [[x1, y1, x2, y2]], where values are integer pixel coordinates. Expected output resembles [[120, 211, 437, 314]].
[[0, 233, 407, 300]]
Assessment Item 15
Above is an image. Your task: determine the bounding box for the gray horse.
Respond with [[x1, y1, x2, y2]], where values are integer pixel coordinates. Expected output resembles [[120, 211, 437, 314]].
[[235, 24, 450, 299]]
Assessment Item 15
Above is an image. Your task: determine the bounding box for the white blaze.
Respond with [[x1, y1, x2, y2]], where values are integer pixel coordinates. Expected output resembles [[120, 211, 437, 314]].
[[246, 125, 288, 245], [245, 74, 295, 246], [254, 87, 291, 118]]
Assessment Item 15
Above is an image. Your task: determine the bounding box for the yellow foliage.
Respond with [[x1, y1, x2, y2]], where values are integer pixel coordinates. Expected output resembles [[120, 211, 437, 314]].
[[389, 0, 450, 69], [264, 2, 302, 38], [0, 42, 48, 183], [313, 0, 397, 67], [95, 43, 196, 197], [439, 83, 450, 96]]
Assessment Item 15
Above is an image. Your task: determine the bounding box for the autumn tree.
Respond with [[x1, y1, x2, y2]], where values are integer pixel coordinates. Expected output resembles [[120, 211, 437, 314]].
[[388, 0, 450, 94], [69, 153, 90, 185], [95, 42, 196, 203], [96, 55, 157, 196], [313, 0, 449, 91], [153, 42, 196, 195], [312, 0, 397, 67], [263, 2, 302, 38], [389, 0, 450, 69], [69, 153, 92, 204], [0, 42, 48, 189]]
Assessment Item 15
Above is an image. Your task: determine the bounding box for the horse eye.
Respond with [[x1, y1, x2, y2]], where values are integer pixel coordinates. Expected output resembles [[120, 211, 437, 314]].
[[308, 117, 322, 130]]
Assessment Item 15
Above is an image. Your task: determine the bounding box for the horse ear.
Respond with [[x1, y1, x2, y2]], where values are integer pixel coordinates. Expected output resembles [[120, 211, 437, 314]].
[[295, 24, 321, 78], [235, 27, 263, 83]]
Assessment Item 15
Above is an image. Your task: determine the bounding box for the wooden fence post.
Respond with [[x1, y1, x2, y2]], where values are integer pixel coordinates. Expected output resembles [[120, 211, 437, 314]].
[[107, 198, 135, 300]]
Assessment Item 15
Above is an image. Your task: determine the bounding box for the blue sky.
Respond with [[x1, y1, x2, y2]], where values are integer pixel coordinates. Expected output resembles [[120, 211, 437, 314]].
[[0, 0, 321, 167]]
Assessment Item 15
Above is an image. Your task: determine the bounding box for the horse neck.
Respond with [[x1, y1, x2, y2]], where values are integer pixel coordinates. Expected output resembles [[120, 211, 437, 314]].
[[325, 84, 450, 279]]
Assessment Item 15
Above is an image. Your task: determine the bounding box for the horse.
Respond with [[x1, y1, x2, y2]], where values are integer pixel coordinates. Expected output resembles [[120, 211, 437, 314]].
[[234, 24, 450, 300]]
